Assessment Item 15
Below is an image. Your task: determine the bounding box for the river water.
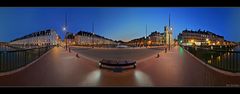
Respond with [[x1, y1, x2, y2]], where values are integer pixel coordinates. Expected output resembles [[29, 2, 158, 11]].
[[233, 45, 240, 51], [0, 46, 16, 51], [185, 45, 240, 73]]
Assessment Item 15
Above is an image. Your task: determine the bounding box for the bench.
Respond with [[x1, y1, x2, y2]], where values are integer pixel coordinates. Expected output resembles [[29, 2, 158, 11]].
[[99, 59, 136, 69]]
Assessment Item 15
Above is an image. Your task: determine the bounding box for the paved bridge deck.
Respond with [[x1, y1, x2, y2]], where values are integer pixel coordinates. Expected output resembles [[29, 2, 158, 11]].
[[0, 46, 240, 86]]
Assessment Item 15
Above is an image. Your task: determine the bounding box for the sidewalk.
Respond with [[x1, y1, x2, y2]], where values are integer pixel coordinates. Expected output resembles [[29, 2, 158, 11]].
[[0, 46, 240, 86], [135, 46, 240, 86], [0, 47, 99, 86]]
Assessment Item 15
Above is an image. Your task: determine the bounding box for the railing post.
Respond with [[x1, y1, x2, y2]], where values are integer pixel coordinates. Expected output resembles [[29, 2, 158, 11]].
[[6, 52, 9, 71], [38, 47, 40, 57], [25, 50, 27, 65], [10, 52, 12, 71], [231, 53, 233, 72], [237, 53, 239, 72], [0, 53, 2, 72], [221, 52, 223, 69], [235, 53, 238, 72], [13, 52, 18, 67], [45, 46, 47, 53], [3, 52, 6, 72], [225, 52, 227, 71], [236, 53, 238, 72]]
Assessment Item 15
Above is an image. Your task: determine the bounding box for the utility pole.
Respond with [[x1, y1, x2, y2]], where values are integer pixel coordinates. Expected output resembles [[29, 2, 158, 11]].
[[92, 22, 94, 48], [145, 24, 147, 48]]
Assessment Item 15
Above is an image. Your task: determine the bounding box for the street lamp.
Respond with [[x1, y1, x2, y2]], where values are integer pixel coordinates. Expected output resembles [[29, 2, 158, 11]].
[[63, 13, 68, 51], [206, 38, 209, 42], [63, 27, 66, 31], [217, 41, 220, 45], [206, 38, 209, 46], [92, 22, 95, 48], [63, 26, 68, 50], [148, 40, 151, 47], [190, 39, 195, 46], [92, 32, 95, 48], [191, 39, 194, 43]]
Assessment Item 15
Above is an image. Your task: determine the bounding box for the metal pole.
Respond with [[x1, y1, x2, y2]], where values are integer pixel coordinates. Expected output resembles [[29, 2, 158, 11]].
[[0, 53, 2, 72], [146, 24, 147, 48], [92, 22, 94, 48], [65, 33, 68, 50], [168, 14, 171, 50], [169, 31, 170, 50]]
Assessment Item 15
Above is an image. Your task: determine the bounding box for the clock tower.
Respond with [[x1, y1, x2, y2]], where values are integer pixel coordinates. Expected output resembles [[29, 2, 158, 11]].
[[164, 14, 174, 49]]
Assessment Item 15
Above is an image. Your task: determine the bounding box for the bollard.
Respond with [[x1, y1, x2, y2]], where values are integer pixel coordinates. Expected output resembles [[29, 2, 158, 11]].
[[69, 48, 71, 53], [157, 53, 160, 58], [76, 53, 79, 58]]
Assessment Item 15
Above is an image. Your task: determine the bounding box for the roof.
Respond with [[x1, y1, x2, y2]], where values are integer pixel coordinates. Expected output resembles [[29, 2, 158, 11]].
[[10, 29, 55, 42]]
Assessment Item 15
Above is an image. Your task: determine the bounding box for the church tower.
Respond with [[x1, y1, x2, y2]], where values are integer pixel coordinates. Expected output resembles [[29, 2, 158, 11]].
[[164, 14, 174, 48]]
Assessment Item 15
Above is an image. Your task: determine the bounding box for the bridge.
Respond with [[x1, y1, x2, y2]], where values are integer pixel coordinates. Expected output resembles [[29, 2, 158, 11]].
[[0, 46, 240, 86]]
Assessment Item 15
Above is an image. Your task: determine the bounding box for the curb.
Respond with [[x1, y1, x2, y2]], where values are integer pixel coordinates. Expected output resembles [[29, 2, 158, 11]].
[[70, 46, 166, 65], [137, 47, 168, 63], [0, 47, 54, 76], [69, 48, 98, 63], [182, 47, 240, 76]]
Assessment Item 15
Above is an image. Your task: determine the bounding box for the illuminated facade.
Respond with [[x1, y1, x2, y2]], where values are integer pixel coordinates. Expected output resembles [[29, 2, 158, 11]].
[[74, 31, 116, 46], [10, 29, 61, 46], [127, 28, 172, 47], [164, 26, 174, 46], [128, 15, 174, 47], [178, 29, 225, 46], [148, 31, 165, 45]]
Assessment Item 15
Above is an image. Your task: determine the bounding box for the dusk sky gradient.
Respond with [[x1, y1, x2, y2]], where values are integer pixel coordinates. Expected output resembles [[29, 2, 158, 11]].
[[0, 8, 239, 42]]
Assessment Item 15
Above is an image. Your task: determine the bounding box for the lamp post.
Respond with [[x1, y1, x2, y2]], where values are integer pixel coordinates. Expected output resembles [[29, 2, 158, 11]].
[[168, 14, 172, 50], [169, 30, 170, 50], [145, 24, 147, 48], [63, 27, 68, 51], [92, 32, 94, 48], [63, 13, 68, 51], [92, 22, 95, 48]]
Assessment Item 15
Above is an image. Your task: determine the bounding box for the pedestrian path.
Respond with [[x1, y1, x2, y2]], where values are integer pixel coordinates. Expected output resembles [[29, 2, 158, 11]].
[[0, 46, 239, 86]]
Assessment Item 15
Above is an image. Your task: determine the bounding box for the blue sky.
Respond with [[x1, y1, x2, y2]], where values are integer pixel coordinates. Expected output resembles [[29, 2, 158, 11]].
[[0, 8, 239, 42]]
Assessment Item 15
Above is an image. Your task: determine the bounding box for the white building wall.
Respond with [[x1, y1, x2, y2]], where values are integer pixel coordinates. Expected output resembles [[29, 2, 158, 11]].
[[10, 29, 59, 46]]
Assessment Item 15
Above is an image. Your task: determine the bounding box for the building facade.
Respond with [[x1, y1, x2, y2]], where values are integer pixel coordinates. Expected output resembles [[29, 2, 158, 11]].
[[178, 29, 226, 46], [127, 26, 173, 47], [164, 26, 174, 46], [74, 31, 116, 46], [10, 29, 61, 47], [148, 31, 165, 46]]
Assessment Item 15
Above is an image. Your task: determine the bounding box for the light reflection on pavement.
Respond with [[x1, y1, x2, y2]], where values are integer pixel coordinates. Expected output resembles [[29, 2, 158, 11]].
[[0, 46, 240, 86]]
